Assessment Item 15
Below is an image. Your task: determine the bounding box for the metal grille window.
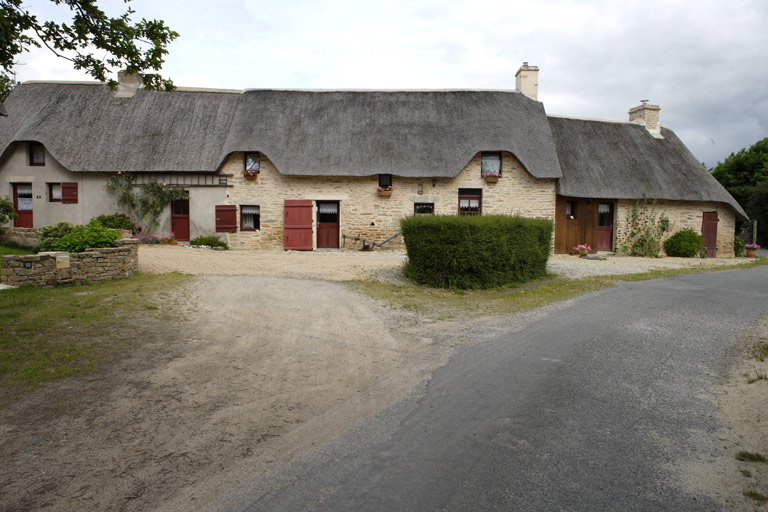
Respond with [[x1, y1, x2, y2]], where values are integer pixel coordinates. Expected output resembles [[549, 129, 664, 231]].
[[241, 205, 260, 230], [458, 188, 482, 216], [414, 203, 434, 215]]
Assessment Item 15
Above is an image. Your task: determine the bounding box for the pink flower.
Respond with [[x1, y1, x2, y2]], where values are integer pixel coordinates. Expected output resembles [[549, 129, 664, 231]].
[[162, 182, 167, 186]]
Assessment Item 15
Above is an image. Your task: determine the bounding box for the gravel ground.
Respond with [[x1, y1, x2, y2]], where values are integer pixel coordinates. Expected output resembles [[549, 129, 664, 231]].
[[138, 245, 757, 281]]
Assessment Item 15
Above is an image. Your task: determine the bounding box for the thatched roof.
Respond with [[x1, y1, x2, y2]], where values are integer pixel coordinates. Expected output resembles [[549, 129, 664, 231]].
[[0, 83, 562, 179], [223, 90, 562, 178], [549, 116, 748, 220], [0, 101, 7, 117]]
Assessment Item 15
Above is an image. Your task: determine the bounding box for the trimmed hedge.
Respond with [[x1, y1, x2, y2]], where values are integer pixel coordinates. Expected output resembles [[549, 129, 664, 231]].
[[401, 214, 553, 289], [663, 228, 704, 258]]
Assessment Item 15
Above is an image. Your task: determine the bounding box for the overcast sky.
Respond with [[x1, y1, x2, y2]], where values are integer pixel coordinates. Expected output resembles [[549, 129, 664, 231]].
[[11, 0, 768, 168]]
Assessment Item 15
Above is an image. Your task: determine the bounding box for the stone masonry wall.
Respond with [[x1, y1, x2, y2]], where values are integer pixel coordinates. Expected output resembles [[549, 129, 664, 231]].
[[615, 200, 737, 258], [0, 227, 41, 247], [1, 239, 139, 288], [222, 152, 556, 250]]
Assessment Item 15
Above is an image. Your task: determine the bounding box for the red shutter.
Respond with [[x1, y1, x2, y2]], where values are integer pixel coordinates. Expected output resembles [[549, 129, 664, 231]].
[[215, 205, 237, 232], [284, 200, 313, 250], [61, 182, 78, 204]]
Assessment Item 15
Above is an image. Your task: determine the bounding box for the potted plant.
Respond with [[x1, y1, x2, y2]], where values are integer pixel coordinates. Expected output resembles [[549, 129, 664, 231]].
[[746, 243, 760, 258], [482, 171, 500, 183], [377, 185, 392, 197], [242, 168, 259, 180], [160, 232, 177, 245], [573, 244, 591, 257]]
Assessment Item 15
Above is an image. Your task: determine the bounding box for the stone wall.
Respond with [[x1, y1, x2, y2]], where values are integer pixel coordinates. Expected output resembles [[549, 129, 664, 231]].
[[0, 227, 41, 247], [615, 200, 737, 257], [222, 152, 556, 250], [1, 239, 138, 288]]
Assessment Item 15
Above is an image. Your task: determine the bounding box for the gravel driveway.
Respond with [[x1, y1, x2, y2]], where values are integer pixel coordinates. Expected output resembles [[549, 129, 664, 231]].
[[139, 245, 755, 281]]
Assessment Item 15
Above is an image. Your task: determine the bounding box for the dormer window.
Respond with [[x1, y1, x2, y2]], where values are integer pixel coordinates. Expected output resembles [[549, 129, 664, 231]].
[[378, 174, 392, 190], [480, 152, 501, 177], [244, 152, 260, 173], [29, 142, 45, 166]]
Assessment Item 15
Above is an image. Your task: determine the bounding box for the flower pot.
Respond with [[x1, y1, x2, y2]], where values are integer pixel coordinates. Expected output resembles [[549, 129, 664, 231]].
[[243, 174, 257, 180], [747, 248, 757, 258], [569, 251, 580, 256], [378, 190, 392, 197], [484, 176, 499, 183]]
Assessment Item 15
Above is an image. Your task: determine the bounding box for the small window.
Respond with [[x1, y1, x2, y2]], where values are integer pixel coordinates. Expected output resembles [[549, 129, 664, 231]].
[[49, 183, 62, 202], [481, 152, 501, 177], [378, 174, 392, 190], [414, 203, 434, 215], [241, 205, 260, 231], [566, 201, 576, 220], [244, 152, 260, 173], [29, 142, 45, 166], [458, 188, 482, 216]]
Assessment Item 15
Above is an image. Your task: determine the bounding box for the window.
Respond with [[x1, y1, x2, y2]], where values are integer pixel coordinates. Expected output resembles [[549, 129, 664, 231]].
[[241, 205, 260, 231], [49, 183, 62, 202], [414, 203, 434, 215], [244, 152, 260, 173], [566, 201, 576, 220], [29, 142, 45, 166], [215, 205, 237, 232], [458, 188, 482, 216], [481, 152, 501, 176], [378, 174, 392, 190]]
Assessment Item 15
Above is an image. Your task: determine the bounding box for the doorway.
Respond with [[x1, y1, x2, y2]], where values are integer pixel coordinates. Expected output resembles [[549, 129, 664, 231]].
[[12, 183, 33, 228], [702, 211, 718, 258], [597, 203, 614, 251], [316, 201, 340, 249], [171, 198, 190, 241]]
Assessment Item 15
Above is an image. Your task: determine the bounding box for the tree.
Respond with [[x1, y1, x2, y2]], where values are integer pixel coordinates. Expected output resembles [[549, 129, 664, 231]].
[[711, 137, 768, 244], [0, 0, 178, 96]]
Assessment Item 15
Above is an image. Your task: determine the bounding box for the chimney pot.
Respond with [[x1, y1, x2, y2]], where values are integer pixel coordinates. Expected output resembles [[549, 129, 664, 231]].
[[515, 62, 540, 101], [629, 101, 662, 137], [114, 71, 143, 98]]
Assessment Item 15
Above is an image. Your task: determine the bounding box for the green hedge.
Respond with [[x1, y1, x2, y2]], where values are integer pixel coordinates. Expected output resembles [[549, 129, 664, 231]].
[[663, 228, 704, 257], [400, 215, 553, 289], [55, 220, 121, 253]]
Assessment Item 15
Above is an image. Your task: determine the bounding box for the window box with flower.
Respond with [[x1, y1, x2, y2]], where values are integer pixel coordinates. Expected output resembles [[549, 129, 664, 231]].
[[377, 185, 392, 197]]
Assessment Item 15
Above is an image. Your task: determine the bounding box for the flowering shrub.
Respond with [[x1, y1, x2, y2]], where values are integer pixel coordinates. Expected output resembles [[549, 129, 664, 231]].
[[746, 243, 761, 249], [105, 173, 188, 230], [377, 185, 392, 191], [618, 194, 669, 257], [92, 213, 142, 234], [572, 244, 591, 255], [159, 232, 176, 244], [242, 168, 259, 178]]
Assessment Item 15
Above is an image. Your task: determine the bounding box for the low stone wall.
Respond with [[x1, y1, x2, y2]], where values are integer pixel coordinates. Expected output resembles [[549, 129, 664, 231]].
[[0, 227, 41, 248], [1, 239, 138, 288]]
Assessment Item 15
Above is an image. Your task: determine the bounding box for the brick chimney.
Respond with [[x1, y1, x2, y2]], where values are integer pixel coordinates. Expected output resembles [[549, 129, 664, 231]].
[[629, 100, 662, 137], [114, 71, 143, 98], [515, 62, 539, 101]]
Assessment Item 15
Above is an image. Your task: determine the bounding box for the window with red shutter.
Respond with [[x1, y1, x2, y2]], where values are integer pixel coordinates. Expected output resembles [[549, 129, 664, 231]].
[[215, 205, 237, 232], [61, 182, 78, 204]]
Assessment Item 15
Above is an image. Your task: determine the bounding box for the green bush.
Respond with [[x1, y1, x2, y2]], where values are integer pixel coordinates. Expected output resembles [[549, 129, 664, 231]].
[[190, 235, 228, 249], [0, 195, 17, 235], [39, 222, 75, 251], [663, 228, 704, 258], [400, 214, 553, 289], [55, 220, 121, 253], [92, 213, 141, 233], [734, 237, 746, 257]]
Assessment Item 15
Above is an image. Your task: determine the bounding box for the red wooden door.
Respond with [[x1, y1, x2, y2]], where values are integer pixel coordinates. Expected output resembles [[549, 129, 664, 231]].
[[284, 200, 313, 250], [317, 201, 339, 249], [171, 199, 190, 241], [702, 212, 718, 258], [12, 183, 33, 228], [597, 203, 613, 252]]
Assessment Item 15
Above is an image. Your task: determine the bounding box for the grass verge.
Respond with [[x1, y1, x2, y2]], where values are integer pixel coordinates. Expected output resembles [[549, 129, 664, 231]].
[[350, 257, 768, 320], [0, 272, 190, 399]]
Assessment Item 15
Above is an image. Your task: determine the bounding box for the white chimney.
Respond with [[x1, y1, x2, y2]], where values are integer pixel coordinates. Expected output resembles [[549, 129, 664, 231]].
[[515, 62, 539, 101], [114, 71, 143, 98], [629, 100, 662, 137]]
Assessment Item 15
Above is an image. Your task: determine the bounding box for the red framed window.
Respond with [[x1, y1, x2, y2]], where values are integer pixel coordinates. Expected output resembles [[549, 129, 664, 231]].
[[244, 152, 260, 173], [48, 182, 78, 203], [480, 152, 501, 177], [48, 183, 62, 202], [240, 205, 260, 231], [215, 205, 237, 232], [458, 188, 482, 216], [29, 142, 45, 166]]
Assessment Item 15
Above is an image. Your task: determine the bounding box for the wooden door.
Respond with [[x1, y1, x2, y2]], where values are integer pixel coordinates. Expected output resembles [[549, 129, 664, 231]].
[[317, 201, 340, 249], [284, 200, 313, 250], [597, 203, 614, 252], [171, 199, 190, 241], [12, 183, 33, 228], [702, 212, 718, 258]]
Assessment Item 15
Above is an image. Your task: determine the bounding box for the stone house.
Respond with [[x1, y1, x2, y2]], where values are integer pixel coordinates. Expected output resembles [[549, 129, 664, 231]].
[[0, 65, 747, 256]]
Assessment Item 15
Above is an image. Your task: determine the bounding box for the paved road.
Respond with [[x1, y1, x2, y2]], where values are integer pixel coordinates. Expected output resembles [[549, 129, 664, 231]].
[[217, 266, 768, 511]]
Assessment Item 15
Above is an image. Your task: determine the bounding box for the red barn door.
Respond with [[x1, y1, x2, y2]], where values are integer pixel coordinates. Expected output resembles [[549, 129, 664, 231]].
[[702, 212, 718, 258], [284, 200, 313, 250]]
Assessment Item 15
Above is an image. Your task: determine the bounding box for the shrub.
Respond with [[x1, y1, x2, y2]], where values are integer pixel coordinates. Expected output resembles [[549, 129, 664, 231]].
[[618, 194, 669, 257], [92, 213, 141, 234], [190, 235, 228, 249], [663, 228, 704, 257], [55, 220, 121, 253], [734, 237, 746, 257], [0, 195, 18, 234], [39, 222, 75, 251], [400, 214, 553, 289]]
